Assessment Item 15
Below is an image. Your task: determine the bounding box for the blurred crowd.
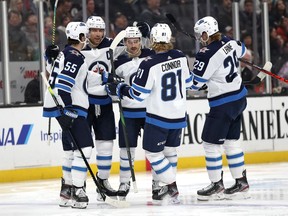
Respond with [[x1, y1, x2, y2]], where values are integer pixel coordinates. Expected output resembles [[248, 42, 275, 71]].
[[4, 0, 288, 94]]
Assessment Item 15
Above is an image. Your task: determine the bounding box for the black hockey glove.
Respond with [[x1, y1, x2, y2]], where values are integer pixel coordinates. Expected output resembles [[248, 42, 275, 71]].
[[57, 107, 78, 131], [134, 21, 150, 38], [101, 70, 117, 84], [45, 44, 60, 64], [105, 81, 120, 96], [198, 84, 208, 91], [116, 82, 131, 99]]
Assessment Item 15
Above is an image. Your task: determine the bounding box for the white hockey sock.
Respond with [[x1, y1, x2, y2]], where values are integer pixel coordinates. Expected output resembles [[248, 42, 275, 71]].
[[62, 150, 73, 185], [203, 142, 223, 182], [163, 146, 178, 174], [146, 150, 175, 185], [223, 139, 245, 179], [72, 147, 92, 187], [96, 140, 113, 179], [119, 148, 135, 183]]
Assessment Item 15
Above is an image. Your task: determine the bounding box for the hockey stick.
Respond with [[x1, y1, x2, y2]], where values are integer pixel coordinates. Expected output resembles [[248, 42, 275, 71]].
[[40, 72, 130, 208], [109, 30, 138, 193], [239, 59, 288, 83], [52, 0, 59, 45], [242, 61, 271, 85], [47, 0, 59, 145], [166, 13, 196, 40]]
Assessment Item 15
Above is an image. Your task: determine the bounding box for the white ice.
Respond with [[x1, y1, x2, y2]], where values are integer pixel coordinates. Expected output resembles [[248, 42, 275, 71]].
[[0, 162, 287, 216]]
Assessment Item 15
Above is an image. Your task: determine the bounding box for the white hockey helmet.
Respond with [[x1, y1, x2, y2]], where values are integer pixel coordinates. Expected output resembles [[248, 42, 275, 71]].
[[150, 23, 172, 43], [86, 16, 106, 30], [65, 21, 89, 41], [125, 26, 142, 38], [194, 16, 219, 41]]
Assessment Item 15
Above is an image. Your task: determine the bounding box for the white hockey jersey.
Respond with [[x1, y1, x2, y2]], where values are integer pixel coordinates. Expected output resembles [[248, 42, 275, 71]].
[[82, 37, 125, 105], [190, 36, 248, 107], [129, 49, 192, 129], [43, 46, 99, 118], [114, 48, 155, 118]]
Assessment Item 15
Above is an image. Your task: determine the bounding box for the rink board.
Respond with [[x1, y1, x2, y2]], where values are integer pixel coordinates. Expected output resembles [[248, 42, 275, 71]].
[[0, 96, 288, 182]]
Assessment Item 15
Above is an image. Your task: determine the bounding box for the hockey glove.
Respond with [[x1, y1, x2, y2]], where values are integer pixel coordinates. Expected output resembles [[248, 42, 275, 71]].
[[133, 21, 150, 38], [198, 84, 208, 91], [116, 82, 131, 99], [105, 82, 119, 96], [101, 70, 117, 84], [45, 44, 60, 64], [57, 107, 78, 131]]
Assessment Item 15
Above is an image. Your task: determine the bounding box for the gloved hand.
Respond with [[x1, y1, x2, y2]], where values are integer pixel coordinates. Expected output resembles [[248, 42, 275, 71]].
[[116, 82, 130, 99], [198, 84, 208, 91], [105, 82, 119, 96], [133, 21, 150, 38], [45, 44, 60, 64], [101, 70, 116, 84], [57, 107, 78, 130]]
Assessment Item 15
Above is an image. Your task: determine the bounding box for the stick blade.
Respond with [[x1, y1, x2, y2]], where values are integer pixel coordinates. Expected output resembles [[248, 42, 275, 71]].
[[104, 196, 130, 208], [110, 30, 126, 53], [259, 61, 272, 80], [132, 181, 138, 193]]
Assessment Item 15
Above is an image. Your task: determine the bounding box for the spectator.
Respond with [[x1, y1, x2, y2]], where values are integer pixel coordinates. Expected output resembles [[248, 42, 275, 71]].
[[270, 26, 284, 64], [9, 0, 36, 25], [24, 75, 40, 103], [22, 12, 39, 60], [276, 16, 288, 43], [137, 0, 167, 28], [8, 10, 33, 61], [216, 0, 233, 33], [55, 0, 73, 27], [110, 12, 128, 38], [239, 0, 261, 35], [73, 0, 97, 22], [270, 0, 288, 27]]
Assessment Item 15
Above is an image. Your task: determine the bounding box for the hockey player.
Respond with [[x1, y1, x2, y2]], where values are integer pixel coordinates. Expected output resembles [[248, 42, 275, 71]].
[[43, 21, 97, 209], [106, 23, 192, 204], [113, 26, 155, 200], [82, 15, 120, 201], [190, 16, 250, 201]]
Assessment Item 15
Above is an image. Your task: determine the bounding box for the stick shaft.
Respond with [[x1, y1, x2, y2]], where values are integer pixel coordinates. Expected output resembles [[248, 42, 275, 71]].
[[239, 59, 288, 83]]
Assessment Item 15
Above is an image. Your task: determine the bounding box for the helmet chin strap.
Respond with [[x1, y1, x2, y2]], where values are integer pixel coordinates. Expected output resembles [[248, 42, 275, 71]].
[[79, 38, 88, 50], [200, 36, 209, 46]]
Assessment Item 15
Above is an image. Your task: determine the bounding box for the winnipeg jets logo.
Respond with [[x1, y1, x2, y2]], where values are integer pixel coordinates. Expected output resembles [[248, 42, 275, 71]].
[[144, 56, 152, 61], [199, 47, 209, 53], [88, 61, 109, 73], [69, 50, 81, 56]]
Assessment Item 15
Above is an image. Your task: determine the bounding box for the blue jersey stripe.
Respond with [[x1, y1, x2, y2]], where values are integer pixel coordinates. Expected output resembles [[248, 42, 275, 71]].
[[209, 87, 247, 107], [146, 116, 187, 129]]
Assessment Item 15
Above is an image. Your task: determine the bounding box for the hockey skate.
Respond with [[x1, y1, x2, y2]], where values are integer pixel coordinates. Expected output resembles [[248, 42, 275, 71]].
[[59, 178, 72, 207], [197, 172, 225, 201], [152, 180, 161, 200], [71, 186, 89, 209], [224, 170, 250, 200], [117, 182, 130, 201], [96, 173, 118, 201], [152, 182, 180, 205]]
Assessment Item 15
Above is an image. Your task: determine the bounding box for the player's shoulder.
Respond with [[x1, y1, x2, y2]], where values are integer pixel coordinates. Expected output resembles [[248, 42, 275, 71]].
[[63, 46, 85, 64], [114, 54, 131, 68], [97, 37, 113, 48], [140, 48, 155, 58]]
